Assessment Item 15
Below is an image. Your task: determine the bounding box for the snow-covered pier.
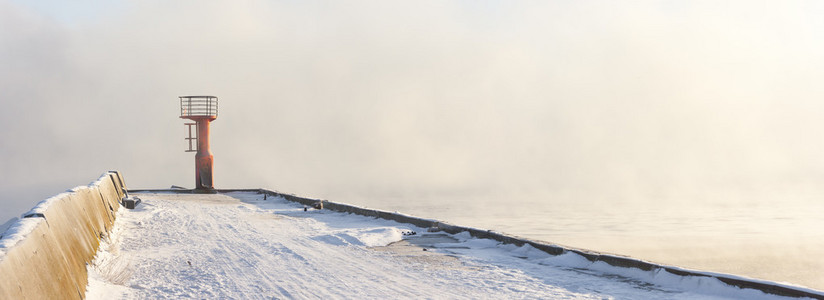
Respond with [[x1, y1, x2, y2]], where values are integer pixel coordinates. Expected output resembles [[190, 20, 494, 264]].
[[85, 191, 822, 299], [2, 172, 823, 299]]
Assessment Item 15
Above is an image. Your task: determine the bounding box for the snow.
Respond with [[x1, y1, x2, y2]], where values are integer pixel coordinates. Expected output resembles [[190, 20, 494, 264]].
[[0, 217, 19, 239], [311, 226, 406, 247], [23, 191, 72, 217], [0, 217, 41, 258], [85, 208, 133, 300], [24, 173, 114, 217], [1, 172, 117, 258], [85, 192, 817, 299]]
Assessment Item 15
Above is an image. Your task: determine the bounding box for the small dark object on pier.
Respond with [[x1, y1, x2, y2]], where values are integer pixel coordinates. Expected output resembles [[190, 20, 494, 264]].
[[123, 197, 142, 209]]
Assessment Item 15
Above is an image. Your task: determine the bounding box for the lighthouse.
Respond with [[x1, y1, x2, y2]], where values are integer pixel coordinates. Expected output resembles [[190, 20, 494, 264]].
[[179, 95, 218, 190]]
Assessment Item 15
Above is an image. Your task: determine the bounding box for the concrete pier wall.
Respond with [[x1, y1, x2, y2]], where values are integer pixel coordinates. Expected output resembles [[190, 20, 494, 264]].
[[0, 171, 127, 300]]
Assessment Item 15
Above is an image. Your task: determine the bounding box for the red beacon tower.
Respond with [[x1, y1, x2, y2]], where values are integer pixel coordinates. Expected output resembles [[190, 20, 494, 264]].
[[179, 95, 218, 191]]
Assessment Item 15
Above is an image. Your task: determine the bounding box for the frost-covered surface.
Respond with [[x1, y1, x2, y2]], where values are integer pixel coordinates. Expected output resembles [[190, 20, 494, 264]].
[[23, 191, 73, 217], [85, 192, 813, 299], [0, 217, 40, 258], [24, 172, 112, 217], [1, 173, 116, 259], [0, 217, 19, 239]]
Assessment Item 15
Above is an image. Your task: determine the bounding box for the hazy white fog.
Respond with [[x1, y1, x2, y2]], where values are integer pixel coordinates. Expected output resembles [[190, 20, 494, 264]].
[[2, 0, 824, 226]]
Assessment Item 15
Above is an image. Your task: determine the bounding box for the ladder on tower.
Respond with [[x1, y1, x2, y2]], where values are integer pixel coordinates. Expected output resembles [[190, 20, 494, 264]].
[[184, 123, 197, 152]]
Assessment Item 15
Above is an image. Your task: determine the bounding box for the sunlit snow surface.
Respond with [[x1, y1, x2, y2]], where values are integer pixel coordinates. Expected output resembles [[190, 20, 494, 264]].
[[85, 192, 806, 299]]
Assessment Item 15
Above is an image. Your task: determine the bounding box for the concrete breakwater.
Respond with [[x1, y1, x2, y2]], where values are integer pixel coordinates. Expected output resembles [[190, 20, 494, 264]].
[[0, 171, 127, 300], [127, 187, 824, 299], [235, 188, 822, 300], [4, 176, 821, 299]]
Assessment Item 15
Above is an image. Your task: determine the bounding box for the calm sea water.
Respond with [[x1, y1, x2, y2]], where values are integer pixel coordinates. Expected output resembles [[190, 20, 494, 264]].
[[348, 189, 824, 290]]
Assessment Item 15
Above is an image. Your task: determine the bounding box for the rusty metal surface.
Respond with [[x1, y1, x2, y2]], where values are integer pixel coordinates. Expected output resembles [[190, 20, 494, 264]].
[[178, 96, 218, 190]]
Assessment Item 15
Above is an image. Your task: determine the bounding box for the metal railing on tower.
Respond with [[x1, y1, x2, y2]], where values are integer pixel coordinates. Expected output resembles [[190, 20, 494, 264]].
[[180, 96, 218, 118]]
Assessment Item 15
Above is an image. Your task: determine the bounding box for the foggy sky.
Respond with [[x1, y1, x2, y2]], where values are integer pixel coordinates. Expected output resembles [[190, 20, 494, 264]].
[[2, 0, 824, 223]]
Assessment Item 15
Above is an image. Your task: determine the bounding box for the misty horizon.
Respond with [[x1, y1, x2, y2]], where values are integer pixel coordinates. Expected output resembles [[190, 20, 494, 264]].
[[2, 0, 824, 289]]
